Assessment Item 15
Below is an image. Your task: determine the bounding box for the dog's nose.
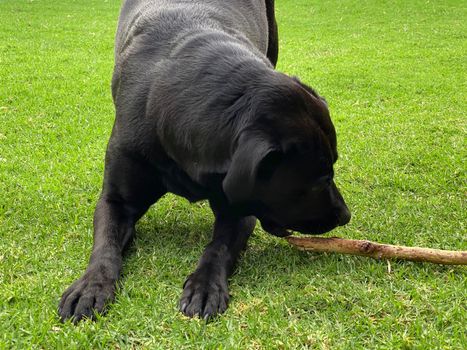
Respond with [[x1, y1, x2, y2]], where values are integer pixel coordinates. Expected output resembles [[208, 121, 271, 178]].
[[337, 207, 351, 226]]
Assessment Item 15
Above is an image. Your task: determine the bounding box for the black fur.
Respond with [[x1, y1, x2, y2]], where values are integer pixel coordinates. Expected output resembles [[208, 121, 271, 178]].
[[59, 0, 350, 322]]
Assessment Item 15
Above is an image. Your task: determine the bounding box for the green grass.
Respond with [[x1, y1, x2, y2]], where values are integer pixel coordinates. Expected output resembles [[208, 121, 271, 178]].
[[0, 0, 465, 348]]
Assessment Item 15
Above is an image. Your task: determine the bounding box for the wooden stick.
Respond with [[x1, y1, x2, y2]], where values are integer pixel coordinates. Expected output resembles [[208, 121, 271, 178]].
[[285, 236, 467, 265]]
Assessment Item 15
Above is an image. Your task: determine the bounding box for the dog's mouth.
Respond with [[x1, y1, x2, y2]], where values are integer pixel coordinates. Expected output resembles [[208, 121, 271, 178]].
[[260, 218, 339, 237], [261, 223, 292, 237], [260, 220, 292, 237]]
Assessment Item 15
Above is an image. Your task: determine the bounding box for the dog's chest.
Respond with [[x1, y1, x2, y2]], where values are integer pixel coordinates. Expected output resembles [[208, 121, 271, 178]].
[[156, 159, 224, 202]]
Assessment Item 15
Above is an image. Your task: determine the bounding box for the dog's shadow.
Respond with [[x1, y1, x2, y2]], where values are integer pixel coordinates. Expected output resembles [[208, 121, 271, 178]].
[[119, 202, 328, 291], [118, 199, 455, 300], [118, 201, 305, 286]]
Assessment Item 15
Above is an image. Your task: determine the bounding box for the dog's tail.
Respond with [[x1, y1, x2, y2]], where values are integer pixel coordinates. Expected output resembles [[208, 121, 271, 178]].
[[265, 0, 279, 67]]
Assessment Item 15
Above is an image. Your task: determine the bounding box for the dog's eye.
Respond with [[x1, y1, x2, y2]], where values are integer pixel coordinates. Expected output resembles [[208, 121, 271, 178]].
[[311, 175, 332, 191]]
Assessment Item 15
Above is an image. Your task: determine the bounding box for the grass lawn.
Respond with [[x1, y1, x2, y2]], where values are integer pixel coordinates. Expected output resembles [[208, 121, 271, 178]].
[[0, 0, 465, 348]]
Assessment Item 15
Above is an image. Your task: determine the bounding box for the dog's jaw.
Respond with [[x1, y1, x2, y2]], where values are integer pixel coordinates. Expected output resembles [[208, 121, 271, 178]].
[[259, 219, 291, 237]]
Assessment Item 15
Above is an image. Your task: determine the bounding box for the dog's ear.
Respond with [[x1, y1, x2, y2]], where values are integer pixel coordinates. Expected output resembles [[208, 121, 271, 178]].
[[223, 132, 279, 204]]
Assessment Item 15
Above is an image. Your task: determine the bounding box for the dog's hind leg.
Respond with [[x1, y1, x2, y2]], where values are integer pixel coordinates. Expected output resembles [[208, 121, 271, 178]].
[[58, 147, 166, 323], [179, 202, 256, 319]]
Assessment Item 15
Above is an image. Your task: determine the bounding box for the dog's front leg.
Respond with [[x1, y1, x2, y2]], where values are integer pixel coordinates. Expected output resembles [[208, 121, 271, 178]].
[[180, 203, 256, 319], [58, 197, 136, 323], [58, 150, 165, 323]]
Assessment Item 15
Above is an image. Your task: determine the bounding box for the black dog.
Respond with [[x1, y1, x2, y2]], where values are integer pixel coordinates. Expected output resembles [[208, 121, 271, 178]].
[[59, 0, 350, 322]]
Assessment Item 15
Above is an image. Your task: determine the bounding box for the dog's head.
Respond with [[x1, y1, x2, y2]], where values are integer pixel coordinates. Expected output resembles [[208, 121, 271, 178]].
[[222, 76, 350, 236]]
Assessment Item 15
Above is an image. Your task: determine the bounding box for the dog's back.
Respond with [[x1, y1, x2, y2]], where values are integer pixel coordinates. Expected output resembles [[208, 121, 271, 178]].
[[111, 0, 275, 181], [115, 0, 268, 62]]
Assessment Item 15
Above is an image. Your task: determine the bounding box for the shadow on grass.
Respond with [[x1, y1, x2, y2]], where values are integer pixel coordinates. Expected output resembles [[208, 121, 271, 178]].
[[116, 203, 460, 296]]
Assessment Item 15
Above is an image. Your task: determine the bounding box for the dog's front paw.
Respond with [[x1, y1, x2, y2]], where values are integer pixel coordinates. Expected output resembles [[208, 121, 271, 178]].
[[179, 270, 229, 319], [58, 272, 116, 323]]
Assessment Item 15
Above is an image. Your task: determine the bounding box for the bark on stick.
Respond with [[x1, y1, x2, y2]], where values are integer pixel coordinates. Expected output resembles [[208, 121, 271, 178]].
[[286, 236, 467, 265]]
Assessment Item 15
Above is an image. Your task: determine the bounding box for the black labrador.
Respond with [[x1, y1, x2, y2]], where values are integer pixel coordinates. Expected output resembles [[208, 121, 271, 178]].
[[59, 0, 351, 322]]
